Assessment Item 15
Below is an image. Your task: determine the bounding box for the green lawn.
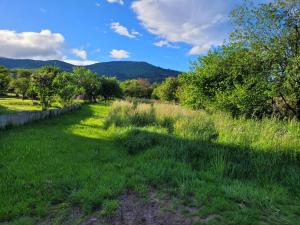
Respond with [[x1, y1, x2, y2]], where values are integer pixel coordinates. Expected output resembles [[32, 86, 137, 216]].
[[0, 103, 299, 225], [0, 98, 41, 115]]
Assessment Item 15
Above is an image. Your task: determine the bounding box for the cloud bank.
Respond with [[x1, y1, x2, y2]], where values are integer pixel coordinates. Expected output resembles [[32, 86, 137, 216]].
[[0, 29, 65, 60], [132, 0, 236, 55], [0, 29, 97, 65]]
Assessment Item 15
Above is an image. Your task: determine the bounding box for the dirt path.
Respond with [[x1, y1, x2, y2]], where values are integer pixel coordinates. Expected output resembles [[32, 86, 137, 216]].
[[39, 191, 219, 225]]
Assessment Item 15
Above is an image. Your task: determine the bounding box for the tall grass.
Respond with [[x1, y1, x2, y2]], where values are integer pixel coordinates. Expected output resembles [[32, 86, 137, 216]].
[[104, 100, 300, 192], [1, 101, 299, 224]]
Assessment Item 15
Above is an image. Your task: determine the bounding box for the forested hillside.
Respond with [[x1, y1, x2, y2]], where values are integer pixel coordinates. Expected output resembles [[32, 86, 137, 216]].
[[0, 57, 180, 82]]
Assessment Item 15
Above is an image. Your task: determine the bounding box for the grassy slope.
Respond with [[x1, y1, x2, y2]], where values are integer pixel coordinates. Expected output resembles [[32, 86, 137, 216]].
[[0, 98, 41, 115], [0, 103, 299, 225], [0, 104, 128, 223]]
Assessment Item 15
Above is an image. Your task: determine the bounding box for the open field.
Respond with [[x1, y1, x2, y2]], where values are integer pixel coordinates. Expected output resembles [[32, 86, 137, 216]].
[[0, 98, 41, 115], [0, 102, 299, 225]]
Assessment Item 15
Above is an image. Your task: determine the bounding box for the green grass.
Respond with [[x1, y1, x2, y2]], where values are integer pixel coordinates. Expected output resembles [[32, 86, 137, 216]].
[[1, 102, 300, 224], [0, 97, 41, 115], [0, 103, 128, 223]]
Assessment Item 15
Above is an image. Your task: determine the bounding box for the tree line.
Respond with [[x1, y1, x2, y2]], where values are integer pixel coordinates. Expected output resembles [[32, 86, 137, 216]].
[[0, 65, 158, 110], [154, 0, 300, 120], [0, 0, 298, 119]]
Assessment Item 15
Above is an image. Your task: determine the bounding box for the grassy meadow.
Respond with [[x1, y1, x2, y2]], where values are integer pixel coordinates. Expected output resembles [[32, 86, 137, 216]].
[[0, 98, 41, 115], [0, 101, 299, 224]]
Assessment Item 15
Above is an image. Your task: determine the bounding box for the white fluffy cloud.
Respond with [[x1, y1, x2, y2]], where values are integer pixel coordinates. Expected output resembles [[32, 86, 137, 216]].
[[0, 29, 98, 65], [154, 40, 178, 48], [132, 0, 234, 55], [110, 49, 130, 59], [0, 29, 65, 60], [64, 59, 98, 66], [107, 0, 124, 5], [72, 48, 87, 60], [111, 22, 140, 38]]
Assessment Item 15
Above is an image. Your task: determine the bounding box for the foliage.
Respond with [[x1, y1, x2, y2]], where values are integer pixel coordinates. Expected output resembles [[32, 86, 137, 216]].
[[177, 0, 300, 119], [152, 77, 179, 101], [31, 66, 60, 110], [53, 72, 79, 106], [121, 79, 152, 98], [231, 0, 300, 118], [73, 67, 101, 102], [99, 76, 123, 100], [10, 77, 30, 99], [0, 64, 125, 111], [0, 66, 10, 96], [16, 70, 32, 78]]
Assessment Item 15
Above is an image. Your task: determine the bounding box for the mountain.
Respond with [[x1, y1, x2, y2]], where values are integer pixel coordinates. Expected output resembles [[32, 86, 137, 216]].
[[86, 61, 180, 82], [0, 57, 74, 71], [0, 57, 181, 82]]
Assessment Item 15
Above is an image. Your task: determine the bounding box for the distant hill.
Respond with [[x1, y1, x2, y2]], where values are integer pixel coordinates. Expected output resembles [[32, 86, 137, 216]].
[[0, 57, 181, 82], [0, 57, 74, 72]]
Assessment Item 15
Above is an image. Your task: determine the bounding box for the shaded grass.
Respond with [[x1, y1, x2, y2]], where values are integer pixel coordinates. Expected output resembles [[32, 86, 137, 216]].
[[104, 100, 300, 224], [1, 101, 300, 225]]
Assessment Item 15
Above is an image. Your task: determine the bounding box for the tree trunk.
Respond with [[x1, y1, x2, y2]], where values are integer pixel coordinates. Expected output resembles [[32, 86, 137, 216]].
[[296, 98, 300, 120]]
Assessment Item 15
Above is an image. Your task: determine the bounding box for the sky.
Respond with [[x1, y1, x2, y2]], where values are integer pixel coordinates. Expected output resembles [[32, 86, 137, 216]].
[[0, 0, 267, 71]]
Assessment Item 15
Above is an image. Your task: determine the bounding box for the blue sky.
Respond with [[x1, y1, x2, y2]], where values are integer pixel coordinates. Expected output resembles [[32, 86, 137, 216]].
[[0, 0, 266, 71]]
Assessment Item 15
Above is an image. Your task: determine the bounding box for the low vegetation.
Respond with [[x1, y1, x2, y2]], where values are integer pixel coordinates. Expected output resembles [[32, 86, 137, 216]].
[[0, 104, 127, 224], [104, 100, 300, 224], [0, 97, 41, 115], [0, 1, 299, 224], [1, 102, 299, 224]]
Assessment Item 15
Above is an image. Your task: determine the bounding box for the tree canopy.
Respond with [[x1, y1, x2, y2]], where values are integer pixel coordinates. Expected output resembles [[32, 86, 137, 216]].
[[177, 0, 300, 119]]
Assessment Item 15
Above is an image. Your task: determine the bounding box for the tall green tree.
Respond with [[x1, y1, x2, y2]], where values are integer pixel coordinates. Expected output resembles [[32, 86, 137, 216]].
[[0, 66, 10, 96], [53, 72, 79, 106], [153, 77, 180, 102], [73, 67, 101, 102], [99, 76, 123, 100], [178, 0, 299, 119], [11, 77, 30, 99], [121, 79, 152, 99], [231, 0, 300, 118], [31, 66, 60, 110]]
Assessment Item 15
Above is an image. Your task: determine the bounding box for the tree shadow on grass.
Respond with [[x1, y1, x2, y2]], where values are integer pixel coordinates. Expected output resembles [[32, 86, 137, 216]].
[[116, 128, 300, 194], [0, 104, 15, 115], [1, 103, 299, 224]]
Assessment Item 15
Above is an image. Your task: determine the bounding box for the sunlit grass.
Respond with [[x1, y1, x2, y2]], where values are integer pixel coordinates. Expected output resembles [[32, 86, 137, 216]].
[[0, 97, 41, 115], [0, 103, 128, 223], [1, 101, 299, 225]]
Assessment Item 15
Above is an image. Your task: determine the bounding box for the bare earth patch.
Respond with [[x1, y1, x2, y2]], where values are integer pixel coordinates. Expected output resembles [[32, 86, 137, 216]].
[[38, 191, 219, 225]]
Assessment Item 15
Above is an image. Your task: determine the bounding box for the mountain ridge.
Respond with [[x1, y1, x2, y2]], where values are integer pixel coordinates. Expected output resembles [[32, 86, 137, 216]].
[[0, 57, 181, 82]]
